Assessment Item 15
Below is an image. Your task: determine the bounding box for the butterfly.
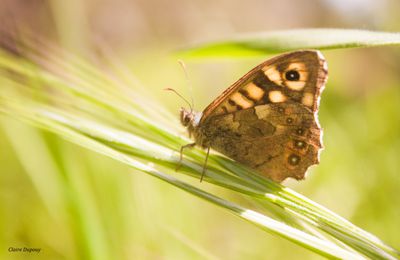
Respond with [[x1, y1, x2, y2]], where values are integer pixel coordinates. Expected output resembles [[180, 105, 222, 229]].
[[179, 50, 328, 182]]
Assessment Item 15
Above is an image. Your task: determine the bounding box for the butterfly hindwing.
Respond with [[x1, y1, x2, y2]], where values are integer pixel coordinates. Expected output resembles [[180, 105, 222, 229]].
[[200, 102, 322, 181]]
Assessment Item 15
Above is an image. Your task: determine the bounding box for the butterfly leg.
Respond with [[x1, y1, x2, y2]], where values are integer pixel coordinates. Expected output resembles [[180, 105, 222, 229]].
[[200, 147, 210, 182], [176, 142, 196, 172]]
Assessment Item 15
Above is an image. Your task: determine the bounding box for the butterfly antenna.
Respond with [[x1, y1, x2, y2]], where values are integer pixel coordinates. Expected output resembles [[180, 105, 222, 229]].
[[164, 88, 193, 111], [178, 59, 195, 112]]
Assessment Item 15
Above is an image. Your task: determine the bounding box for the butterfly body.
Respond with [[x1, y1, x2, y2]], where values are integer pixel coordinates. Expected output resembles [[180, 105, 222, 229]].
[[180, 50, 328, 182]]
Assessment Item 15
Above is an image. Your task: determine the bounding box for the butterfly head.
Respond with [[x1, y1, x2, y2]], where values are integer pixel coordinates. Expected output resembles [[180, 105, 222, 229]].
[[180, 107, 197, 126], [180, 107, 202, 129], [180, 108, 192, 127]]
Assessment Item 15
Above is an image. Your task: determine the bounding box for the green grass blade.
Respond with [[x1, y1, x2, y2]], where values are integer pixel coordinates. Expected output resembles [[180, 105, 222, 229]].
[[179, 29, 400, 58]]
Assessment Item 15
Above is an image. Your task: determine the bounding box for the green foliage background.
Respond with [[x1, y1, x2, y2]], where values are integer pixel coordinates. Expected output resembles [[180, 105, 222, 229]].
[[1, 1, 400, 259]]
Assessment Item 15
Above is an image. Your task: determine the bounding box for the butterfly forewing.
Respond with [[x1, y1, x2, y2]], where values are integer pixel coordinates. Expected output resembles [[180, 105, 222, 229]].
[[201, 51, 327, 123]]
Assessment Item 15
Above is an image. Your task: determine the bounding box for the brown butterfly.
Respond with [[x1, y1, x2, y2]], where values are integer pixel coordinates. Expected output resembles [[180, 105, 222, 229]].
[[179, 50, 328, 182]]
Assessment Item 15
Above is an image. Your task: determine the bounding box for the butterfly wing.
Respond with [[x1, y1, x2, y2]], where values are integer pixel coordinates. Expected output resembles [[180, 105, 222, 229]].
[[200, 50, 327, 122], [197, 50, 328, 182], [200, 102, 322, 182]]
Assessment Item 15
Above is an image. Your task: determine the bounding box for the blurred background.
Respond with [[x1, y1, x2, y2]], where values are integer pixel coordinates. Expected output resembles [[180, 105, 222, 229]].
[[0, 0, 399, 259]]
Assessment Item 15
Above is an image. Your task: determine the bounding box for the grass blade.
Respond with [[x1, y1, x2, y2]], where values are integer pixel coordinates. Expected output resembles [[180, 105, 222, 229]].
[[179, 28, 400, 58]]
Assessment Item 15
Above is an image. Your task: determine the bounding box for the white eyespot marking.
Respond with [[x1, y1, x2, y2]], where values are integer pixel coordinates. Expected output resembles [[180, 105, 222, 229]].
[[244, 82, 264, 100], [284, 62, 308, 91], [302, 92, 314, 107], [263, 66, 282, 85], [268, 90, 287, 103], [288, 154, 300, 166], [231, 92, 253, 109]]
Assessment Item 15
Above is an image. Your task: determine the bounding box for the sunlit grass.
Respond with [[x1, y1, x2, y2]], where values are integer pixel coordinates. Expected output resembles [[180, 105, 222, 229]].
[[1, 29, 400, 259]]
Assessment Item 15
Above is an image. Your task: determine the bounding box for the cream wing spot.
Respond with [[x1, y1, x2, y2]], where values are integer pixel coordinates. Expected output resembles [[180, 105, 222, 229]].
[[263, 66, 282, 85], [231, 92, 253, 109], [302, 92, 314, 107], [285, 81, 306, 91], [268, 90, 287, 103], [254, 105, 270, 119], [244, 82, 264, 101]]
